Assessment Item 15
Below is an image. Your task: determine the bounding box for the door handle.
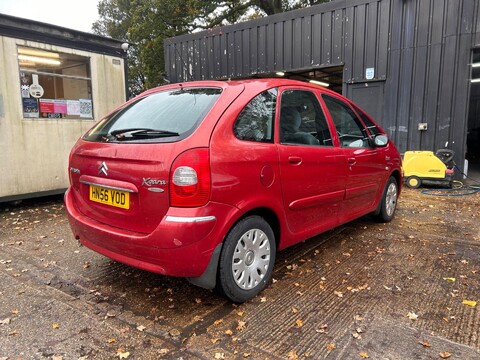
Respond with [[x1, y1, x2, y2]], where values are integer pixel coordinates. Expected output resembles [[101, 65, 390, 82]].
[[288, 156, 302, 164], [348, 157, 356, 165]]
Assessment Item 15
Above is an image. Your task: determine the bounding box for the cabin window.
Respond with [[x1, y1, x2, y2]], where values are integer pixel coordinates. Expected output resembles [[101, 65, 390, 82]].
[[18, 46, 93, 119]]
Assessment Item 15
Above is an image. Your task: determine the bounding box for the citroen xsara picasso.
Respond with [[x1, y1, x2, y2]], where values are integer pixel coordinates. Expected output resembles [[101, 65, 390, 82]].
[[65, 79, 402, 302]]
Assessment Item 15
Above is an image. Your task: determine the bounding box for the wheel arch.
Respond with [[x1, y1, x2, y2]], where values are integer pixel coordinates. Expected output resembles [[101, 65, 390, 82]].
[[390, 169, 402, 195], [233, 207, 281, 250], [187, 206, 282, 291]]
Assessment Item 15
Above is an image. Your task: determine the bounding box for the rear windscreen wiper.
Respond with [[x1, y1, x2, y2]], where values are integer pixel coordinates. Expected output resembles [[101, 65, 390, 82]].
[[109, 128, 179, 139]]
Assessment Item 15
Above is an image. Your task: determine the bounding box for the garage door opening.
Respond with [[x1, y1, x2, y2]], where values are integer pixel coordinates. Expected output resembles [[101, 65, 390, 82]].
[[467, 49, 480, 179], [283, 66, 344, 94]]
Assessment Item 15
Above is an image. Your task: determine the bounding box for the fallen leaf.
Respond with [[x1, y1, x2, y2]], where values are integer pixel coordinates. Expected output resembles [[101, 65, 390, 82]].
[[407, 312, 418, 321], [419, 341, 431, 347], [107, 338, 116, 344], [439, 352, 452, 359], [136, 325, 146, 332], [116, 350, 130, 359], [359, 352, 369, 358], [292, 306, 299, 314], [158, 349, 169, 355], [214, 353, 225, 359], [334, 291, 343, 298], [462, 300, 477, 307], [287, 350, 299, 360], [260, 297, 267, 302], [237, 311, 245, 317], [316, 324, 328, 334], [0, 318, 11, 325], [214, 319, 224, 326], [352, 332, 362, 339], [52, 323, 60, 329], [11, 309, 19, 315], [237, 320, 247, 331], [295, 319, 303, 328], [211, 338, 220, 344], [326, 343, 336, 352], [243, 353, 251, 358], [286, 264, 298, 271], [443, 277, 456, 282], [225, 329, 233, 336]]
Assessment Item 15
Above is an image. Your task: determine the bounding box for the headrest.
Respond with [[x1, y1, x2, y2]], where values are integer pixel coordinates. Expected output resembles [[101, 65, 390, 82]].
[[280, 107, 301, 132]]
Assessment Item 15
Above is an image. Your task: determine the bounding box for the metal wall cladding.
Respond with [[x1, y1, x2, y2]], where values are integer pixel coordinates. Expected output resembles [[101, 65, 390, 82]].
[[165, 0, 390, 83], [165, 0, 480, 163], [385, 0, 477, 160]]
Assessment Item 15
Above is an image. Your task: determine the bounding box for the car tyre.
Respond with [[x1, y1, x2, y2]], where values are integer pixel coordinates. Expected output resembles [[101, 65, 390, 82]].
[[374, 176, 398, 223], [217, 215, 276, 303]]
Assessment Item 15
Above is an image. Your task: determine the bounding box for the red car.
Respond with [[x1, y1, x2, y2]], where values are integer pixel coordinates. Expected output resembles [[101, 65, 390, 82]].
[[65, 79, 402, 302]]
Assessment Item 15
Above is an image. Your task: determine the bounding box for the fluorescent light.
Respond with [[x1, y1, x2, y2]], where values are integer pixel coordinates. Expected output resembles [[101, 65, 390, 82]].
[[18, 55, 61, 65], [18, 48, 60, 58], [276, 71, 285, 76], [309, 79, 329, 87], [472, 62, 480, 68], [471, 78, 480, 83]]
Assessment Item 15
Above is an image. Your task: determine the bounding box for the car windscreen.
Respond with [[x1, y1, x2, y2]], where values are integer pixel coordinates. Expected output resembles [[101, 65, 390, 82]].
[[83, 87, 222, 143]]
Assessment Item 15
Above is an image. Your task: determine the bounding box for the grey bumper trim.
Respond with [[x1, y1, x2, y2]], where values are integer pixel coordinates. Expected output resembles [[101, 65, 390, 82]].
[[165, 215, 216, 223]]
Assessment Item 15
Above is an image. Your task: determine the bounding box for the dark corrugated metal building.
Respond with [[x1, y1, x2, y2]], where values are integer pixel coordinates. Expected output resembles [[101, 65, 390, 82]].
[[165, 0, 480, 173]]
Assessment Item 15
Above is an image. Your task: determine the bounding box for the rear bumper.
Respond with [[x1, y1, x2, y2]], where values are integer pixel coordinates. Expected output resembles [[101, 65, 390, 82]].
[[64, 188, 237, 277]]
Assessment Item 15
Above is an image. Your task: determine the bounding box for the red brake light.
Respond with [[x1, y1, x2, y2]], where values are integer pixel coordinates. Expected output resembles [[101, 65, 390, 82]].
[[170, 148, 211, 207]]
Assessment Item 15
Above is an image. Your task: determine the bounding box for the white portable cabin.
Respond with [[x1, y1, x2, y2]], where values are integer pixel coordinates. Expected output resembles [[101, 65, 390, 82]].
[[0, 14, 127, 202]]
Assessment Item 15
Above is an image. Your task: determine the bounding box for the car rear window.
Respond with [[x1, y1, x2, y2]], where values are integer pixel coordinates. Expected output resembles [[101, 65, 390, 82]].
[[84, 87, 222, 143]]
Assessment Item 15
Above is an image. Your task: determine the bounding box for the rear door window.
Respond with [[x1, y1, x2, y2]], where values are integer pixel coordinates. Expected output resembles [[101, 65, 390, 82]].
[[84, 88, 222, 143]]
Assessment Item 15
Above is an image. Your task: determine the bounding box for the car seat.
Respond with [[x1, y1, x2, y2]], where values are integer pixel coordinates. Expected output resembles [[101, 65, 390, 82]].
[[280, 107, 319, 145]]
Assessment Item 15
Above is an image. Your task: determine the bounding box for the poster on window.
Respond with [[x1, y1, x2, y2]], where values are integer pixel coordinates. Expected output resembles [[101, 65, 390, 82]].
[[80, 99, 93, 118], [22, 98, 39, 118], [39, 99, 55, 113], [54, 100, 67, 114], [67, 100, 80, 116]]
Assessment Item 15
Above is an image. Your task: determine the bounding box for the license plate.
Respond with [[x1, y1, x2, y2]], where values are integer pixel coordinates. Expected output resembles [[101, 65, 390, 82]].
[[89, 185, 130, 209]]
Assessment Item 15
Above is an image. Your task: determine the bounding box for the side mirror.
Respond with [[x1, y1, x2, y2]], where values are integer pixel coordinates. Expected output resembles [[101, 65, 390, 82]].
[[373, 134, 389, 147]]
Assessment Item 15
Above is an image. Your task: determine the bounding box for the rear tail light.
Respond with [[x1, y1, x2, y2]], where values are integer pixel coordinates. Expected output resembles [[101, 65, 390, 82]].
[[170, 148, 211, 207]]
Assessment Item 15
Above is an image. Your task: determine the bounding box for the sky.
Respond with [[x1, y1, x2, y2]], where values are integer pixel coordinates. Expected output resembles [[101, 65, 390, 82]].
[[0, 0, 101, 33]]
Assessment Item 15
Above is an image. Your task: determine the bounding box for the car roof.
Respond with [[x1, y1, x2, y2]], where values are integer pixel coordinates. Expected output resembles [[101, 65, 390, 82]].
[[143, 78, 341, 98]]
